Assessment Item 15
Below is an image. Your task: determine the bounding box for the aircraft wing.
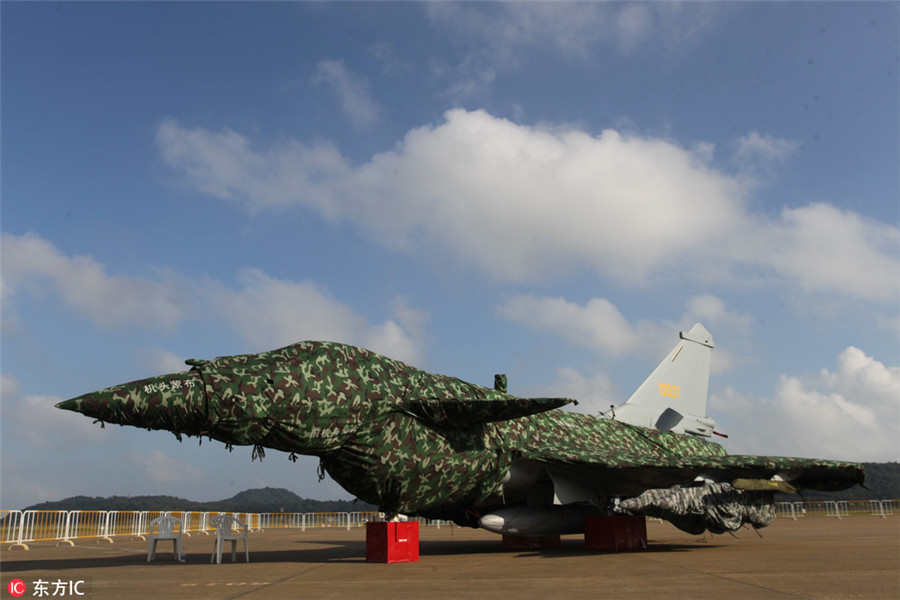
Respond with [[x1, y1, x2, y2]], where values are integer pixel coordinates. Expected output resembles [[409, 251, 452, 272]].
[[514, 440, 865, 502], [492, 412, 865, 503], [480, 448, 864, 536], [400, 396, 574, 429]]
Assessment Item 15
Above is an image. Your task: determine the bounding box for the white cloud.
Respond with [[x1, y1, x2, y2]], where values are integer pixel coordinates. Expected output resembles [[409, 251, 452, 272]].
[[369, 41, 415, 78], [497, 293, 751, 372], [0, 461, 70, 508], [735, 131, 799, 164], [1, 374, 110, 508], [157, 109, 743, 282], [710, 347, 899, 461], [491, 2, 613, 57], [128, 449, 202, 484], [1, 232, 187, 330], [155, 118, 352, 214], [538, 367, 619, 416], [154, 109, 900, 307], [1, 373, 23, 399], [684, 294, 753, 335], [208, 268, 424, 363], [764, 203, 900, 303], [137, 347, 189, 375], [1, 374, 107, 450], [730, 131, 800, 184], [498, 295, 646, 356], [614, 4, 654, 53], [311, 60, 380, 127], [427, 2, 717, 61], [1, 233, 427, 364], [424, 2, 722, 97]]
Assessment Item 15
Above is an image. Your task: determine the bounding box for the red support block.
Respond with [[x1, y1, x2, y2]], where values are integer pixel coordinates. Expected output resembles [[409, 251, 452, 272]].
[[584, 516, 647, 552], [365, 521, 420, 563]]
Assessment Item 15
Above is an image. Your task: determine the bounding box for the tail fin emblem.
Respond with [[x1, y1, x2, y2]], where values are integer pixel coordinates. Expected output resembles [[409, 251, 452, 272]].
[[657, 383, 681, 398]]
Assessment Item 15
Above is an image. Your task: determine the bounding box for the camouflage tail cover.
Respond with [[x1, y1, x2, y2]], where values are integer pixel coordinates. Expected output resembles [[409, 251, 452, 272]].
[[58, 341, 865, 521]]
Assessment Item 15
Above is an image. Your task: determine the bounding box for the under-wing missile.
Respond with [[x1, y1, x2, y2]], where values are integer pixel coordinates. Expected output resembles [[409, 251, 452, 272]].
[[479, 505, 605, 536], [57, 328, 865, 536]]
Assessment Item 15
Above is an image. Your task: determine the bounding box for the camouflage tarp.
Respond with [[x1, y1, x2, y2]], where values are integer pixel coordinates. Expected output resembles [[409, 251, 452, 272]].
[[617, 481, 776, 534], [58, 341, 865, 529]]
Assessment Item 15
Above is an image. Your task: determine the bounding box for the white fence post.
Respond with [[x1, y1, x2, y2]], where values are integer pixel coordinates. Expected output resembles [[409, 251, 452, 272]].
[[199, 511, 210, 535], [7, 510, 29, 551], [1, 510, 23, 549], [58, 511, 77, 547], [99, 511, 114, 544]]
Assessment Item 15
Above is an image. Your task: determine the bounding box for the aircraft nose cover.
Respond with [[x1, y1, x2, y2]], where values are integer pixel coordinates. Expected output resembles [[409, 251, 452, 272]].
[[56, 371, 208, 434]]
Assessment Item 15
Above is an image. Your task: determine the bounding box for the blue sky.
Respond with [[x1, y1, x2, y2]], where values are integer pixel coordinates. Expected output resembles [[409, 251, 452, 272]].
[[2, 2, 898, 510]]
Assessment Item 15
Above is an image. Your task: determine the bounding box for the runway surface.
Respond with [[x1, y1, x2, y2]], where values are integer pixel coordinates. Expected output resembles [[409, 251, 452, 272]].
[[3, 518, 898, 599]]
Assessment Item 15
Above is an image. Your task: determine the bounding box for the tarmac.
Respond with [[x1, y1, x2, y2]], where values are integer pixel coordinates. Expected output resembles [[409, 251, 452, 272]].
[[2, 517, 898, 600]]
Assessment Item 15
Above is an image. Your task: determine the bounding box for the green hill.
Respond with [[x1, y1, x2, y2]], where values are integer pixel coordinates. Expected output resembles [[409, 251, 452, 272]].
[[23, 487, 376, 513]]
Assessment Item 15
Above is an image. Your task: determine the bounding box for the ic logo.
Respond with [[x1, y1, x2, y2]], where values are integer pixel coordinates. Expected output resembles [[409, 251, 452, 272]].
[[7, 579, 26, 598]]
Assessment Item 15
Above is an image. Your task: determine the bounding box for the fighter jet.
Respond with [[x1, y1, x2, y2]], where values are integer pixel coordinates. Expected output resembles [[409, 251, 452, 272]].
[[57, 324, 864, 536]]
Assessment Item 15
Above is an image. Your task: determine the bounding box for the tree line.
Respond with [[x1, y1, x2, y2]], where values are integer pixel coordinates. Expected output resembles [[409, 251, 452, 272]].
[[776, 462, 899, 502], [23, 486, 375, 514]]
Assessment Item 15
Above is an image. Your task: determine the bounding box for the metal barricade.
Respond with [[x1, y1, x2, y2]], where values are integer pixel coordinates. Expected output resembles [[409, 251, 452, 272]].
[[825, 501, 848, 519], [868, 500, 887, 518], [136, 511, 168, 540], [799, 501, 827, 517], [282, 513, 304, 528], [11, 510, 68, 550], [195, 511, 212, 534], [9, 500, 894, 551], [62, 511, 112, 545], [348, 511, 382, 527], [1, 510, 23, 547], [182, 511, 208, 535], [239, 512, 259, 532], [301, 512, 351, 530], [776, 502, 797, 520], [164, 511, 193, 537], [260, 512, 296, 529], [104, 510, 139, 538]]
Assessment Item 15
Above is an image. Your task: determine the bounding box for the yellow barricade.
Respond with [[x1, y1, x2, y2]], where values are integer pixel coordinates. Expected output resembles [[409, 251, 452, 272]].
[[63, 510, 110, 545], [10, 510, 68, 550]]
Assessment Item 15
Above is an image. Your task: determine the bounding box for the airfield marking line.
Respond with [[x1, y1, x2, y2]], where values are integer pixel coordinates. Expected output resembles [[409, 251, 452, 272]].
[[69, 543, 146, 555], [219, 545, 361, 600]]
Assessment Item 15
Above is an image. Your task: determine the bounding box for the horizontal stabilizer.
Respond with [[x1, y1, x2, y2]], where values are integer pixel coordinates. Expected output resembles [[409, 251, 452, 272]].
[[401, 397, 574, 429]]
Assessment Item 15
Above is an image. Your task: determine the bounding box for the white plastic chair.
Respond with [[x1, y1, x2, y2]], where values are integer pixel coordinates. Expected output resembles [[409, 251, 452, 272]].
[[210, 515, 249, 564], [147, 516, 184, 562]]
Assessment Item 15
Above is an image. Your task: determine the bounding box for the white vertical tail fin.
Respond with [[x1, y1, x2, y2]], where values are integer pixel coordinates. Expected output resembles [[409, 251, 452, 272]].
[[610, 323, 716, 437]]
